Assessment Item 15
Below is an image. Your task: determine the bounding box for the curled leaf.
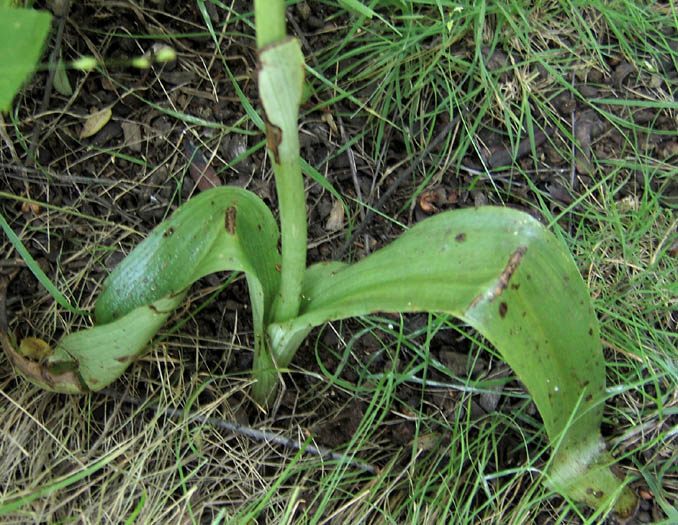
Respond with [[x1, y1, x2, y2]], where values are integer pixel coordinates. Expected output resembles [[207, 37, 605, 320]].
[[5, 187, 281, 393], [80, 107, 112, 139], [2, 331, 83, 394], [266, 206, 637, 518]]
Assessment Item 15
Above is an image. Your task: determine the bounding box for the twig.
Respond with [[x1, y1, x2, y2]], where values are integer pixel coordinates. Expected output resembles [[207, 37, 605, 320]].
[[100, 387, 378, 474], [0, 163, 133, 187], [27, 4, 71, 164]]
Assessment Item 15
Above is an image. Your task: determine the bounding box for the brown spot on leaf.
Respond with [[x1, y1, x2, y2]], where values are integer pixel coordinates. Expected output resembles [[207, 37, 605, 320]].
[[265, 120, 283, 164], [499, 302, 508, 318], [467, 246, 527, 310], [490, 246, 527, 301], [275, 263, 281, 272], [225, 206, 237, 234], [163, 226, 174, 238], [455, 232, 467, 242]]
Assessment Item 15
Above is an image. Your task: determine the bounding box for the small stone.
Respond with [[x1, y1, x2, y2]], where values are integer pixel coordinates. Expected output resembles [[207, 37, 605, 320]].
[[121, 121, 142, 152], [479, 386, 502, 413]]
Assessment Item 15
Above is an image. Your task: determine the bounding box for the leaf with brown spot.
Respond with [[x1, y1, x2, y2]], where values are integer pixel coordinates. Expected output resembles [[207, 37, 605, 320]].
[[11, 187, 280, 392], [267, 206, 637, 518]]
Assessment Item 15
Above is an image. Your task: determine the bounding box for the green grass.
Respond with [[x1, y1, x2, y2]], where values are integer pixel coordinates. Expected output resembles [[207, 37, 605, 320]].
[[1, 0, 677, 523]]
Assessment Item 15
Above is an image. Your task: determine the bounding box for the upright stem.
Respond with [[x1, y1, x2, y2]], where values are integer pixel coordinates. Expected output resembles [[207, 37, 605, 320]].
[[252, 1, 307, 402], [269, 137, 306, 322], [255, 0, 307, 323], [254, 0, 286, 48]]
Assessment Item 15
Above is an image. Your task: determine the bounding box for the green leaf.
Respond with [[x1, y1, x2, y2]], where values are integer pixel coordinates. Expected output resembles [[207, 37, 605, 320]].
[[0, 6, 52, 112], [266, 206, 637, 518], [5, 187, 281, 393], [96, 187, 280, 324], [53, 294, 186, 391], [53, 54, 72, 96]]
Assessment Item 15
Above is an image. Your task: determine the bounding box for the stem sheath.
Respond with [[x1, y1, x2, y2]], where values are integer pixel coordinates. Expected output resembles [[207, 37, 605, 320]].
[[257, 37, 307, 323]]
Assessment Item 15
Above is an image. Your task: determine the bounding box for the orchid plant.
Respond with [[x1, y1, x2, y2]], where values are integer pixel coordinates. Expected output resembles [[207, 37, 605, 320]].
[[2, 0, 638, 518]]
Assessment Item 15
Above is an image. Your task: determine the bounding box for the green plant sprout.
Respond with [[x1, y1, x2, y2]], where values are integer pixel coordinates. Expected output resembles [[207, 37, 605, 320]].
[[1, 0, 638, 519]]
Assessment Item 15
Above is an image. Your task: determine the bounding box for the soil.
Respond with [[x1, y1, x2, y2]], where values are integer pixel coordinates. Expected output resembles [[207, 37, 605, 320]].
[[1, 1, 675, 523]]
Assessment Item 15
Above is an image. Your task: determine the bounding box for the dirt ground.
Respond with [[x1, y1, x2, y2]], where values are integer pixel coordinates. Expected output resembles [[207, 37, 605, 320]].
[[1, 1, 676, 523]]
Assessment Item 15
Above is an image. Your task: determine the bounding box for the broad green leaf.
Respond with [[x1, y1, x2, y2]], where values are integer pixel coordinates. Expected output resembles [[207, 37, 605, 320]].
[[266, 206, 637, 518], [0, 7, 52, 112], [5, 187, 281, 393], [96, 187, 280, 326]]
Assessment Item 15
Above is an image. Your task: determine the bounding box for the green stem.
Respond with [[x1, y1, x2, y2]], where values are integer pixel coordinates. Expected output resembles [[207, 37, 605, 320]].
[[255, 14, 307, 324], [270, 149, 306, 322], [251, 336, 278, 405], [252, 1, 307, 402], [254, 0, 286, 49]]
